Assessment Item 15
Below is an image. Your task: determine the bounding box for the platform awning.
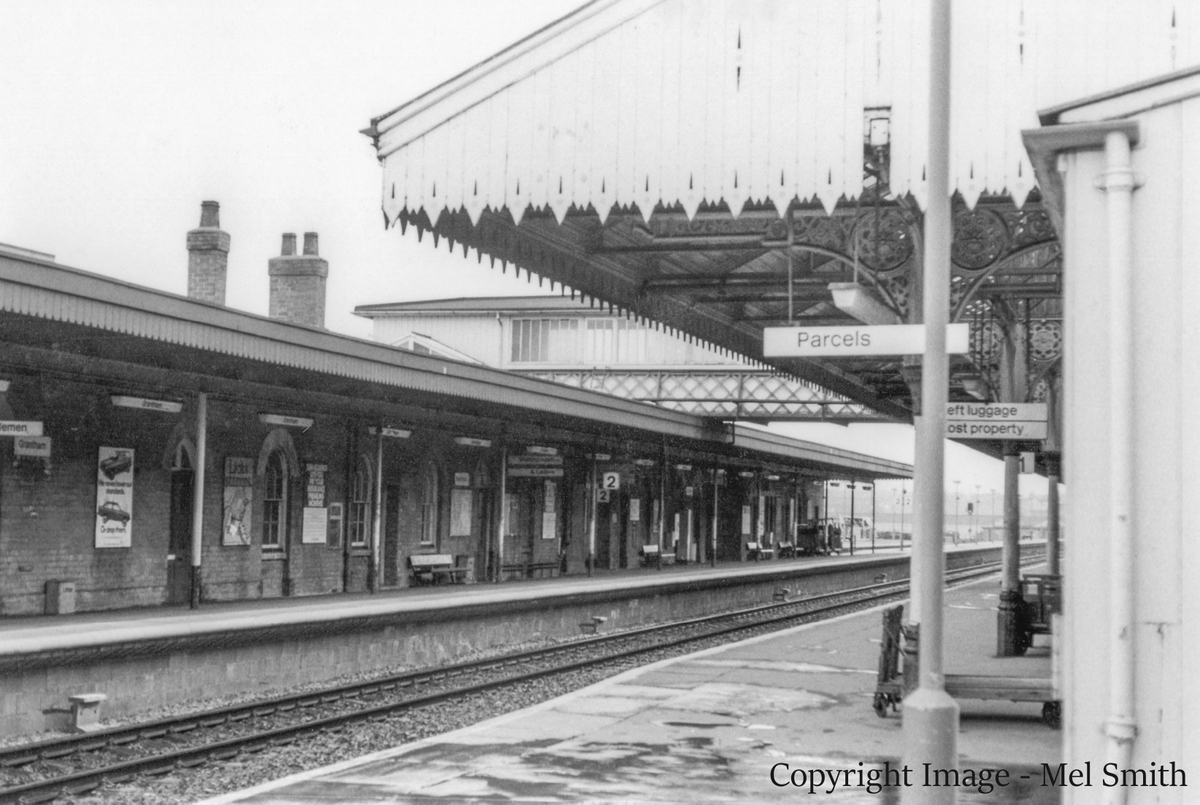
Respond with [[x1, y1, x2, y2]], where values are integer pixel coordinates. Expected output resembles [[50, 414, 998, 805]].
[[365, 0, 1195, 429], [370, 0, 1197, 226]]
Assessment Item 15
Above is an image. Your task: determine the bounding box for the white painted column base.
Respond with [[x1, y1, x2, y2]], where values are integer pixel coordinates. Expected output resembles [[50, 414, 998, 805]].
[[902, 688, 961, 804]]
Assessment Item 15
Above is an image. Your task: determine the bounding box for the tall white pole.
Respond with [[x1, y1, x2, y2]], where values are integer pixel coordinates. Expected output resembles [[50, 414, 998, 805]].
[[901, 0, 959, 799], [1101, 128, 1137, 804], [189, 392, 207, 609], [588, 453, 597, 576], [497, 445, 508, 582]]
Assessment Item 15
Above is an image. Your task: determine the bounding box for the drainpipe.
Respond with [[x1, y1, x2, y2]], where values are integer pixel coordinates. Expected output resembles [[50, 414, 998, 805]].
[[189, 392, 207, 609], [1101, 128, 1137, 801]]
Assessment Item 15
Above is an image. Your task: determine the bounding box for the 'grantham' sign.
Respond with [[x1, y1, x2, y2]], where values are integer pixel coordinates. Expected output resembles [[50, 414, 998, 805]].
[[763, 324, 970, 357]]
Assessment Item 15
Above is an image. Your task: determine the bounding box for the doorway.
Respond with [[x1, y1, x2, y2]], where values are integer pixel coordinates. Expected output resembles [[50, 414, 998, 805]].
[[382, 483, 401, 587], [167, 470, 194, 605]]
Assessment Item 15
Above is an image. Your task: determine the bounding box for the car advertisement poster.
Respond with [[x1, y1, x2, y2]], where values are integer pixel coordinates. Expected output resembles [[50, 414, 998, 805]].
[[95, 446, 134, 548], [223, 457, 254, 546]]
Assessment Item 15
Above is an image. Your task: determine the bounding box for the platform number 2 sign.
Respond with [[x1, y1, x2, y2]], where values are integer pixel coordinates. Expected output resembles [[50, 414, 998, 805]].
[[598, 472, 621, 503]]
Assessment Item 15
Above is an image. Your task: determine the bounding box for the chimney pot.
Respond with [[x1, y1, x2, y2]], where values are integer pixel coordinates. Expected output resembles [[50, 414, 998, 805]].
[[199, 200, 220, 228], [281, 233, 296, 256], [303, 232, 319, 256]]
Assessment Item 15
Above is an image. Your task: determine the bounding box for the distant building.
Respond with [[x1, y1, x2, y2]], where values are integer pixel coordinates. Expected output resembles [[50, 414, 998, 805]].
[[354, 296, 880, 422], [355, 295, 740, 371]]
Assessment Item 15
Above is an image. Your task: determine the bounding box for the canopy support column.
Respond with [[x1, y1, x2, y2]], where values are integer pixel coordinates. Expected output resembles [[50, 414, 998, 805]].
[[900, 0, 959, 798]]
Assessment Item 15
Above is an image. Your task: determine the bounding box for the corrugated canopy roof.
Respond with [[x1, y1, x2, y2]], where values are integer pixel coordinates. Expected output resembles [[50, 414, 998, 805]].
[[0, 249, 912, 479]]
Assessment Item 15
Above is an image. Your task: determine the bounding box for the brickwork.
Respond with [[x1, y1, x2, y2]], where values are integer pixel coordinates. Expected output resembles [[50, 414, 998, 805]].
[[186, 201, 229, 305], [0, 383, 365, 614], [267, 231, 327, 328]]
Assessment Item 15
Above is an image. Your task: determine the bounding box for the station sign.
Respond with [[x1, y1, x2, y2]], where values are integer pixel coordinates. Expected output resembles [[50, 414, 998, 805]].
[[945, 403, 1048, 440], [597, 489, 612, 503], [259, 413, 314, 429], [601, 471, 621, 490], [508, 454, 563, 466], [525, 445, 558, 456], [369, 426, 412, 439], [587, 452, 612, 461], [15, 436, 50, 457], [0, 421, 43, 437], [763, 323, 970, 357], [454, 436, 491, 448], [507, 466, 564, 478], [634, 458, 657, 467], [111, 395, 183, 414]]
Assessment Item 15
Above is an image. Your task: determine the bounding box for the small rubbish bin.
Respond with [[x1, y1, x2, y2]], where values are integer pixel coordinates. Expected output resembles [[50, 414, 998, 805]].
[[46, 580, 76, 615]]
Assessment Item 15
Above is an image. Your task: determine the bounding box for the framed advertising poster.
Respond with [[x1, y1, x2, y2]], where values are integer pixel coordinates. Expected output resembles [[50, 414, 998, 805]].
[[223, 457, 254, 546], [95, 446, 134, 548]]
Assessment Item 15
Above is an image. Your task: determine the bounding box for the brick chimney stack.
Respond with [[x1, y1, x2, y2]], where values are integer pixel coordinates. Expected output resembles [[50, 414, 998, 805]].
[[268, 231, 327, 328], [186, 201, 230, 304]]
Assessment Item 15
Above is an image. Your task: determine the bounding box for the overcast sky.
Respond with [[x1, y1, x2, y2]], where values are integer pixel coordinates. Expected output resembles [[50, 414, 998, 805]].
[[0, 0, 1054, 502]]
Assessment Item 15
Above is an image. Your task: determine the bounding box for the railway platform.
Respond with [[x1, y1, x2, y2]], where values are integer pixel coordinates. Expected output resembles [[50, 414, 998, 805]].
[[0, 542, 1042, 740], [204, 571, 1058, 804]]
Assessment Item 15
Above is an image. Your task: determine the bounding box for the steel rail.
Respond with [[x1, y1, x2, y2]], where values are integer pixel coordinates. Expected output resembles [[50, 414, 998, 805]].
[[0, 556, 1032, 804]]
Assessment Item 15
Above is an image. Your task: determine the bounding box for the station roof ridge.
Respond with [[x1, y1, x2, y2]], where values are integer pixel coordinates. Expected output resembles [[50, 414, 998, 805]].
[[355, 294, 588, 316], [0, 248, 912, 480]]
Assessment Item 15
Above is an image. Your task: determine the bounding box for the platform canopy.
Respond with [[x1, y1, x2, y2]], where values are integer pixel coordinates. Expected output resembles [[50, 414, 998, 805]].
[[365, 0, 1199, 421]]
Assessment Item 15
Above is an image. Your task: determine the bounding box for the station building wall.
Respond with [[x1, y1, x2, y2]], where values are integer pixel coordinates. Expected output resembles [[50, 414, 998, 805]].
[[0, 373, 831, 616]]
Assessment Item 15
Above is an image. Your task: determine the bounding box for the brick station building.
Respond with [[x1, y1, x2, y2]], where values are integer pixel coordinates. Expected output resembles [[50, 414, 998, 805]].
[[0, 203, 909, 616]]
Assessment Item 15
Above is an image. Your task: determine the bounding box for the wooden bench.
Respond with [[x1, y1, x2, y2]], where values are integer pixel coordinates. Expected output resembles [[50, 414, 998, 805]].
[[746, 541, 774, 561], [639, 543, 661, 568], [776, 541, 796, 558], [408, 554, 469, 585]]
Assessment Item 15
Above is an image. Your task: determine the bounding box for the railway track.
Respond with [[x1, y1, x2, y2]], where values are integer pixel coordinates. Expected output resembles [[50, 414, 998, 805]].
[[0, 560, 1016, 804]]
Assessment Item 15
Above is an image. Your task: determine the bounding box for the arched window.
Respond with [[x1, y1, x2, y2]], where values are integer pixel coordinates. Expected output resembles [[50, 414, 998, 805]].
[[421, 461, 439, 545], [349, 457, 371, 547], [262, 451, 287, 549]]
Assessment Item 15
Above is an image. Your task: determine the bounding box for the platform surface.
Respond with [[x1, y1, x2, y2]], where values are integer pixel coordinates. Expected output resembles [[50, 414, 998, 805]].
[[0, 543, 991, 657], [204, 571, 1060, 804]]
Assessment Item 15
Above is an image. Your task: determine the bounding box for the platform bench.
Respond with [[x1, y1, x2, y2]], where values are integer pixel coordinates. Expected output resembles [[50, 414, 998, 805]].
[[408, 554, 468, 585], [776, 541, 796, 558], [639, 543, 661, 568], [746, 541, 775, 561]]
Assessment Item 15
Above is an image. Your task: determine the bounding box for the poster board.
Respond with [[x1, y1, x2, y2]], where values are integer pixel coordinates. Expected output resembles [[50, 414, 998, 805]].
[[301, 507, 327, 544], [223, 457, 254, 546], [450, 487, 473, 537], [95, 446, 134, 548]]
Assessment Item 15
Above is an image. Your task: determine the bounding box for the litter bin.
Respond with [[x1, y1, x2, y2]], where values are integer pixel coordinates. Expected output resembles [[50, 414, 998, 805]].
[[46, 580, 76, 615]]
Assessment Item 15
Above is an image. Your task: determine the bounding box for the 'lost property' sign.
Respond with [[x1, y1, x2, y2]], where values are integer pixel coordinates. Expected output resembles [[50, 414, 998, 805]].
[[946, 403, 1048, 440]]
